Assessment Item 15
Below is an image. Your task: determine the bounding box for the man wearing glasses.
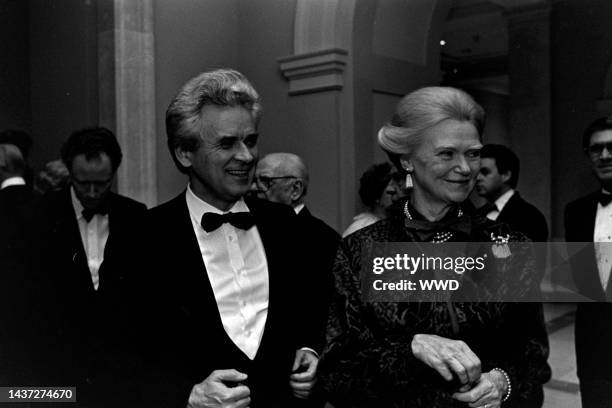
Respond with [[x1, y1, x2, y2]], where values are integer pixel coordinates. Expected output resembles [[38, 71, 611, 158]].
[[565, 116, 612, 407], [252, 153, 340, 378], [27, 126, 146, 405]]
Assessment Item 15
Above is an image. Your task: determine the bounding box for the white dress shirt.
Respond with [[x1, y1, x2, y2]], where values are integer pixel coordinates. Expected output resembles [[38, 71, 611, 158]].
[[294, 203, 305, 214], [486, 189, 515, 221], [594, 190, 612, 290], [70, 187, 109, 291], [185, 185, 268, 360], [1, 176, 26, 189]]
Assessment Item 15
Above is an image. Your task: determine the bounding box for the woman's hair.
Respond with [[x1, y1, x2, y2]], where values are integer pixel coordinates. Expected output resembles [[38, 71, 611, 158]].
[[377, 87, 485, 162], [358, 162, 393, 209]]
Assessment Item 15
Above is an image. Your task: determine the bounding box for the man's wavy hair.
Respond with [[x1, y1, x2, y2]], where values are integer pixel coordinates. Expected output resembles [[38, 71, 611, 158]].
[[166, 69, 262, 173]]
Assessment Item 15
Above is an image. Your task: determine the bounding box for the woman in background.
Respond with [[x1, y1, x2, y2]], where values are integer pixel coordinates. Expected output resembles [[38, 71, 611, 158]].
[[343, 162, 402, 237]]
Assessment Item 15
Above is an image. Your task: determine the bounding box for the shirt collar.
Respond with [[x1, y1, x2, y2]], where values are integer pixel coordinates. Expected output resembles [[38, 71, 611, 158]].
[[70, 186, 85, 220], [1, 176, 26, 189], [494, 188, 515, 212], [185, 184, 250, 227], [294, 203, 305, 214]]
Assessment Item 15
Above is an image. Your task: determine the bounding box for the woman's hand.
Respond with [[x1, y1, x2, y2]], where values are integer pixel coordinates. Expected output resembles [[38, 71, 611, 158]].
[[411, 334, 481, 386], [451, 370, 508, 408]]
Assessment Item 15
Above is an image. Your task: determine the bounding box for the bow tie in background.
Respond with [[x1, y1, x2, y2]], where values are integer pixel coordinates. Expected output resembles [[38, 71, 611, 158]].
[[201, 212, 255, 232], [82, 206, 109, 222], [599, 192, 612, 207], [477, 202, 498, 216]]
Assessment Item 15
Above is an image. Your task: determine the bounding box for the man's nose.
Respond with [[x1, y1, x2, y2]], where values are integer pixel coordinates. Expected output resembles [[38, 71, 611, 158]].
[[235, 143, 255, 162], [86, 184, 102, 197], [602, 146, 612, 159]]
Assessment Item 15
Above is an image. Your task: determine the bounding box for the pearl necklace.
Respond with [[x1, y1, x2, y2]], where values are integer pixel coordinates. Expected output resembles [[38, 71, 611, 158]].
[[403, 201, 463, 243]]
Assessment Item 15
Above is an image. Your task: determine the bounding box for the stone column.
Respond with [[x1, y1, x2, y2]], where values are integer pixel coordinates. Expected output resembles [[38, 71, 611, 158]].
[[277, 0, 357, 230], [98, 0, 157, 207]]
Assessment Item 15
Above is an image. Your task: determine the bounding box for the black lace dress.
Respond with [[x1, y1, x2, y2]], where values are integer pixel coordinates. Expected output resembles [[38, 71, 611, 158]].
[[319, 199, 551, 408]]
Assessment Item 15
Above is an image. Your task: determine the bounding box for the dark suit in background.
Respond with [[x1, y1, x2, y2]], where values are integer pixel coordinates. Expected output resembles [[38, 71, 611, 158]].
[[28, 188, 146, 406], [0, 184, 38, 212], [497, 192, 548, 242], [565, 192, 612, 399], [136, 195, 313, 407], [0, 192, 34, 386], [252, 152, 341, 355], [0, 180, 39, 384], [295, 207, 340, 350]]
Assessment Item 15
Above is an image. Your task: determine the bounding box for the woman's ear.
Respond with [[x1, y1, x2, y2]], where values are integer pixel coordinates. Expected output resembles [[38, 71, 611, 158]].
[[174, 147, 193, 169], [399, 155, 413, 173]]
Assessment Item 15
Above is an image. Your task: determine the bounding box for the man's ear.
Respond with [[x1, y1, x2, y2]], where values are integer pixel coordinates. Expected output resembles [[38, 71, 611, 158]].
[[174, 147, 193, 169], [500, 170, 512, 185], [290, 179, 305, 201]]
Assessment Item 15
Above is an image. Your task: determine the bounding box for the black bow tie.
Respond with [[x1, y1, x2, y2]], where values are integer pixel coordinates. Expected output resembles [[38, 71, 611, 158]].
[[477, 202, 498, 216], [599, 192, 612, 206], [200, 212, 255, 232], [82, 206, 109, 223]]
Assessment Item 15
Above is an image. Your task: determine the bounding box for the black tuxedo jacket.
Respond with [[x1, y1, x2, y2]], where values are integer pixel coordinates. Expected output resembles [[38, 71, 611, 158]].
[[0, 184, 38, 213], [565, 191, 612, 381], [0, 185, 37, 385], [27, 188, 146, 393], [296, 207, 340, 350], [497, 192, 548, 242], [136, 194, 315, 407]]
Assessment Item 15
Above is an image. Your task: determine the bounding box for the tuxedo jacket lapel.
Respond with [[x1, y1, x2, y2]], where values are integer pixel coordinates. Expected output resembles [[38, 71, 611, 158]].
[[568, 192, 606, 300], [53, 190, 93, 291], [172, 194, 219, 300], [166, 194, 240, 349], [247, 200, 277, 313], [580, 194, 598, 242], [581, 195, 604, 297]]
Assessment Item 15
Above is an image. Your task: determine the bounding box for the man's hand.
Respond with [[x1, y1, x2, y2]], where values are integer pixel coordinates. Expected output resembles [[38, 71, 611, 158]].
[[289, 349, 318, 399], [411, 334, 481, 387], [187, 369, 250, 408]]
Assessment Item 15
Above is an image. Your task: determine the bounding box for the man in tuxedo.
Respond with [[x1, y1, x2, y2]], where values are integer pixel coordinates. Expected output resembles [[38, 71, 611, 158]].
[[0, 143, 35, 385], [0, 129, 34, 186], [252, 152, 340, 348], [476, 144, 550, 408], [29, 126, 146, 405], [138, 69, 318, 408], [565, 116, 612, 407], [476, 144, 548, 242], [0, 142, 39, 218]]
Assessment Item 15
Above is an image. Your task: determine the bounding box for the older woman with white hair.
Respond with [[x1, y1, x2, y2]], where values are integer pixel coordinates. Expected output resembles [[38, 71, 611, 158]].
[[319, 87, 550, 408]]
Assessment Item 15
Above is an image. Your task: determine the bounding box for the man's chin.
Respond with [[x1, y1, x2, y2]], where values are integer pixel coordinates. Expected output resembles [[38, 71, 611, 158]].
[[245, 191, 264, 200], [82, 202, 102, 210], [596, 173, 612, 186]]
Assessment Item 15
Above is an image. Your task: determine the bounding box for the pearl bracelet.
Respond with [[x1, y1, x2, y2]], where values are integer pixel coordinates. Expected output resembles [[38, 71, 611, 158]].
[[492, 367, 511, 402]]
